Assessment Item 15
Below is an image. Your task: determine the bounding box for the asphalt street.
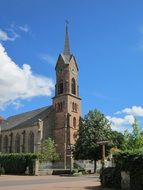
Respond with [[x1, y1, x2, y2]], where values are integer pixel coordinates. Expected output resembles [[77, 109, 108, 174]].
[[0, 175, 115, 190], [0, 175, 98, 187]]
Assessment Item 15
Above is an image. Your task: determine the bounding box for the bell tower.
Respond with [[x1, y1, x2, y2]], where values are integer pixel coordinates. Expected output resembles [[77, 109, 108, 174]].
[[53, 21, 81, 167]]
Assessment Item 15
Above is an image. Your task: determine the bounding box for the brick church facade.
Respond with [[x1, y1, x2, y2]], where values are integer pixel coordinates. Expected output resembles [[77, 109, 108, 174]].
[[0, 24, 81, 167]]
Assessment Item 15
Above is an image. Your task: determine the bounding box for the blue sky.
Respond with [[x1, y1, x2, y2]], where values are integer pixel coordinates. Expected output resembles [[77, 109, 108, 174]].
[[0, 0, 143, 132]]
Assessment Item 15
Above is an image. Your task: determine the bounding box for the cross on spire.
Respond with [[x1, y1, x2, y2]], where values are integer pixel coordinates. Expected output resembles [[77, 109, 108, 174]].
[[63, 19, 71, 55]]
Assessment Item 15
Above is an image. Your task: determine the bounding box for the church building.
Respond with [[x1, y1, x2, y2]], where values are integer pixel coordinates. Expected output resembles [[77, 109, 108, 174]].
[[0, 23, 81, 167]]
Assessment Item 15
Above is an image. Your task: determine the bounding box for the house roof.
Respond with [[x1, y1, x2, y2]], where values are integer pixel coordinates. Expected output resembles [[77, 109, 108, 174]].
[[1, 106, 53, 131]]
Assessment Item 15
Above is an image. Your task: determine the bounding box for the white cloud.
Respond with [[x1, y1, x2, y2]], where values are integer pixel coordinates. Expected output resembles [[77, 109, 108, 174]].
[[107, 115, 135, 132], [122, 106, 143, 117], [0, 43, 54, 110], [115, 106, 143, 117], [0, 29, 9, 41], [0, 29, 19, 41], [19, 25, 29, 33], [107, 115, 135, 126], [0, 23, 29, 42], [107, 106, 143, 132]]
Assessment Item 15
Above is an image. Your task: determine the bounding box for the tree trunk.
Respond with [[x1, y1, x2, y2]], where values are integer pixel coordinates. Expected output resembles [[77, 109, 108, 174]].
[[94, 160, 96, 173]]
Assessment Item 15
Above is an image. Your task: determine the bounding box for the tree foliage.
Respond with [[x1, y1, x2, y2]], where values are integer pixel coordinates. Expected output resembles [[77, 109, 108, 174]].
[[122, 118, 143, 151], [39, 138, 59, 162], [111, 130, 124, 149], [114, 151, 143, 190], [74, 109, 112, 161]]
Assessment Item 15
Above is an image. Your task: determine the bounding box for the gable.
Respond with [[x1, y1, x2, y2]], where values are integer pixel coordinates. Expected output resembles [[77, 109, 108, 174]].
[[55, 54, 78, 71], [55, 54, 66, 71], [69, 55, 79, 71]]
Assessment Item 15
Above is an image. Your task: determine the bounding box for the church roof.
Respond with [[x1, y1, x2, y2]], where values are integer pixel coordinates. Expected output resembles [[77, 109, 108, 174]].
[[1, 106, 53, 131]]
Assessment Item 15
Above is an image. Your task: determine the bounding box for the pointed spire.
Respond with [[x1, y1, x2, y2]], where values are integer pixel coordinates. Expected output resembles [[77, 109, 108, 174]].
[[63, 19, 71, 56]]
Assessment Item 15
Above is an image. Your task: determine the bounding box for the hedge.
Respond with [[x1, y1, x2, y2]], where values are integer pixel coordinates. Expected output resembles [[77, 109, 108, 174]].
[[0, 153, 38, 175], [114, 151, 143, 172], [100, 166, 121, 189], [114, 152, 143, 190], [100, 152, 143, 190]]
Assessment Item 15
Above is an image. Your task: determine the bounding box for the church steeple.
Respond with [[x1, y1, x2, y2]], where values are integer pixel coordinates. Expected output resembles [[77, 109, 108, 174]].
[[53, 23, 81, 168], [63, 20, 71, 56]]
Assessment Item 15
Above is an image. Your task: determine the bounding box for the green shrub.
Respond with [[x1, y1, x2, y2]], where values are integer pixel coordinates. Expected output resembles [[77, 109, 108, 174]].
[[113, 151, 143, 190], [114, 151, 143, 172], [100, 167, 121, 189], [130, 170, 143, 190], [0, 167, 5, 175], [73, 171, 82, 176], [71, 168, 78, 174], [0, 153, 38, 175]]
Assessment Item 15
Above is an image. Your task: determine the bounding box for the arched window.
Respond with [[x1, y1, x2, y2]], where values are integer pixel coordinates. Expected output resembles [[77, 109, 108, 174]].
[[15, 133, 20, 153], [58, 80, 64, 94], [72, 102, 75, 111], [28, 132, 34, 153], [75, 103, 77, 112], [22, 130, 26, 153], [9, 133, 13, 153], [3, 135, 8, 153], [72, 102, 78, 112], [71, 78, 76, 95], [73, 117, 76, 128]]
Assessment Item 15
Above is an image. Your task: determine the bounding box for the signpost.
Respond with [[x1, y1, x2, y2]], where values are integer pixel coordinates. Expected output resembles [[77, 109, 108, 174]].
[[67, 144, 74, 173]]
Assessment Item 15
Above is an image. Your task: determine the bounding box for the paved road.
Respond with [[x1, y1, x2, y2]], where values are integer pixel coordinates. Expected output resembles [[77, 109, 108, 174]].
[[0, 175, 114, 190]]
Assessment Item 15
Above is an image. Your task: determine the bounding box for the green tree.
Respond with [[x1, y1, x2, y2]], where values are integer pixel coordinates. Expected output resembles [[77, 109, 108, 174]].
[[121, 129, 131, 151], [122, 118, 143, 151], [74, 109, 112, 172], [111, 131, 124, 149], [39, 138, 59, 162]]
